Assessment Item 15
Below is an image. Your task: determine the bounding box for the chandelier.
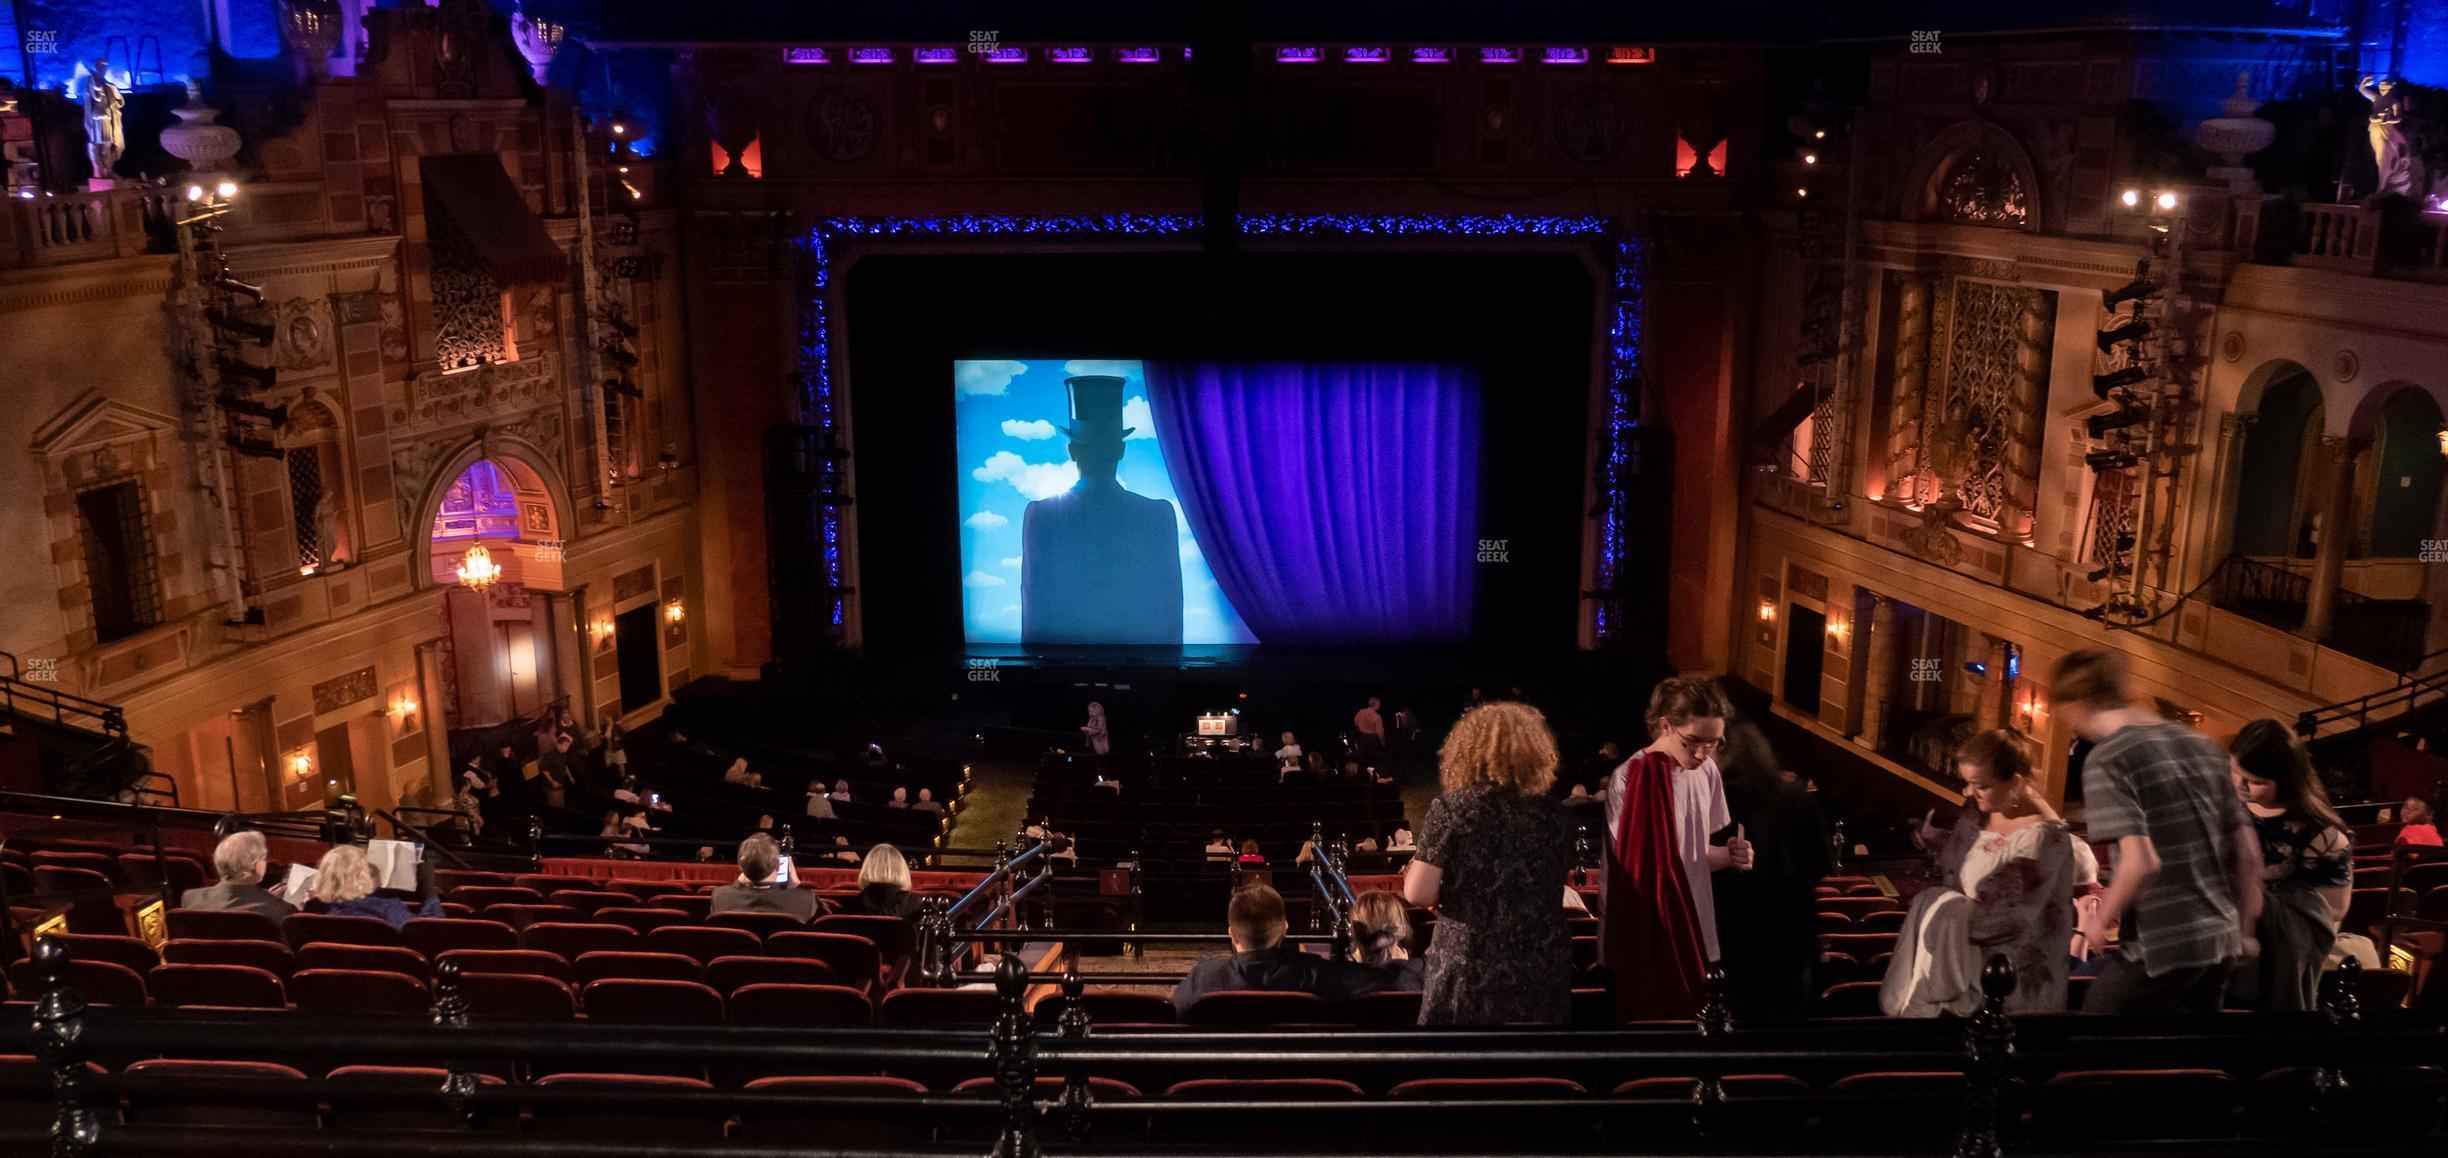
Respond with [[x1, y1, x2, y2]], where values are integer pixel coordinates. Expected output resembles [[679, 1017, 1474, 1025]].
[[456, 544, 502, 589]]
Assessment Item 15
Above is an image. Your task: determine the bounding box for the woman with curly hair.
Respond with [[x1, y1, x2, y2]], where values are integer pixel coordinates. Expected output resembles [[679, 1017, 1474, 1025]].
[[1402, 700, 1573, 1025]]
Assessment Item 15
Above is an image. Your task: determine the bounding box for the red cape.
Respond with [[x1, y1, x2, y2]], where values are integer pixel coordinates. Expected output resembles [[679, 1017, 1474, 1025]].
[[1601, 750, 1709, 1022]]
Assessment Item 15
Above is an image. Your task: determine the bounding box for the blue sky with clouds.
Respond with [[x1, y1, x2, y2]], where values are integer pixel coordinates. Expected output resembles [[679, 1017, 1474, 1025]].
[[954, 359, 1257, 646]]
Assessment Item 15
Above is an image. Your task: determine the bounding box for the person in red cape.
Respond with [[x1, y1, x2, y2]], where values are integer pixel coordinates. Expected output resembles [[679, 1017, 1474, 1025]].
[[1602, 677, 1753, 1022]]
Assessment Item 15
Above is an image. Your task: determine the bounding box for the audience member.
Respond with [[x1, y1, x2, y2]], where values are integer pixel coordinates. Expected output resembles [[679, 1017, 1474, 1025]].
[[805, 781, 836, 820], [2229, 720, 2350, 1013], [847, 844, 925, 918], [2397, 795, 2442, 846], [537, 733, 575, 811], [2056, 649, 2258, 1015], [724, 758, 764, 789], [1171, 884, 1343, 1015], [827, 835, 860, 865], [1353, 696, 1387, 757], [1081, 702, 1112, 757], [914, 787, 945, 814], [180, 831, 296, 919], [1276, 732, 1304, 780], [887, 786, 910, 809], [1715, 720, 1830, 1024], [1405, 700, 1573, 1026], [1237, 840, 1266, 866], [1205, 830, 1235, 861], [1389, 827, 1416, 852], [1573, 741, 1623, 796], [829, 779, 853, 804], [1346, 891, 1425, 991], [1602, 677, 1752, 1022], [1883, 730, 2092, 1016], [303, 844, 440, 929], [604, 723, 629, 776], [602, 808, 654, 858], [455, 757, 495, 837], [709, 833, 827, 922]]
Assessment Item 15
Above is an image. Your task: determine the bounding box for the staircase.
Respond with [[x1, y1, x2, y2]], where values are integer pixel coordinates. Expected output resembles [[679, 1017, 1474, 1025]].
[[2298, 646, 2448, 803], [0, 652, 171, 806]]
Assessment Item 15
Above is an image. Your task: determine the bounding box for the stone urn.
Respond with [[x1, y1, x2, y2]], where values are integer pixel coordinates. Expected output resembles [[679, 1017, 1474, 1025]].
[[158, 82, 242, 183], [282, 0, 345, 81], [2195, 71, 2277, 195]]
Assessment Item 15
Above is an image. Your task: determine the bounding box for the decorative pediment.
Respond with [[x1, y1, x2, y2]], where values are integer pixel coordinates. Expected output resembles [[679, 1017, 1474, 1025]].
[[30, 392, 181, 459]]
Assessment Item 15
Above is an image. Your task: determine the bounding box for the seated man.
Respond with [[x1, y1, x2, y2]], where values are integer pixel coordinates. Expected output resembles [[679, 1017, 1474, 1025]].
[[1171, 884, 1343, 1016], [181, 830, 296, 920], [708, 833, 828, 922]]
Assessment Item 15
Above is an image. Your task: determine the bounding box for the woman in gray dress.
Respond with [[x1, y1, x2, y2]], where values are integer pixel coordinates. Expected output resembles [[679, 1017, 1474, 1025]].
[[1403, 700, 1574, 1025]]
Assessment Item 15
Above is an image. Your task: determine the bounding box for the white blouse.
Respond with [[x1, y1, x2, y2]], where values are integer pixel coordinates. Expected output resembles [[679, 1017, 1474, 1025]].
[[1959, 820, 2099, 899]]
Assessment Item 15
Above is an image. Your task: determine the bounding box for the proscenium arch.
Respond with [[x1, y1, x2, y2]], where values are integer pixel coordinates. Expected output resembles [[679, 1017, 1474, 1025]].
[[409, 436, 572, 592], [1901, 119, 2046, 233]]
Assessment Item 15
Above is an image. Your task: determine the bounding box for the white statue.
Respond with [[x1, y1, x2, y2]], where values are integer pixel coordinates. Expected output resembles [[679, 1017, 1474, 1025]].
[[80, 60, 124, 185], [2358, 75, 2417, 203]]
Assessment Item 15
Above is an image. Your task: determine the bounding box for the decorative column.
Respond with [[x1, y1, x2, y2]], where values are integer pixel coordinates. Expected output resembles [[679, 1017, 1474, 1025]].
[[1974, 636, 2009, 733], [2004, 291, 2052, 542], [1884, 279, 1934, 502], [531, 591, 564, 713], [2300, 435, 2356, 644], [415, 641, 452, 802], [1857, 596, 1901, 750]]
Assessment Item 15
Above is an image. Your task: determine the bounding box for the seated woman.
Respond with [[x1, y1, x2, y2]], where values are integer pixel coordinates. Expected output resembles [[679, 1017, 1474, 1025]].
[[724, 758, 763, 789], [302, 844, 441, 930], [1204, 830, 1235, 861], [1346, 890, 1425, 991], [2397, 794, 2442, 847], [2231, 720, 2351, 1012], [805, 781, 836, 820], [1236, 839, 1267, 866], [1882, 729, 2096, 1016], [828, 779, 853, 804], [887, 786, 910, 809], [846, 844, 924, 918], [601, 807, 655, 858]]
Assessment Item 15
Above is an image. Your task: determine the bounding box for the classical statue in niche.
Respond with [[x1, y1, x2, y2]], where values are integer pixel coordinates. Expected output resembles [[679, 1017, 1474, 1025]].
[[80, 60, 124, 184], [2358, 75, 2418, 202]]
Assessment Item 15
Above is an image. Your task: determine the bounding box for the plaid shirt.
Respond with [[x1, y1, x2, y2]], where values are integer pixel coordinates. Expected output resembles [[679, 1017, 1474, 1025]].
[[2082, 722, 2248, 974]]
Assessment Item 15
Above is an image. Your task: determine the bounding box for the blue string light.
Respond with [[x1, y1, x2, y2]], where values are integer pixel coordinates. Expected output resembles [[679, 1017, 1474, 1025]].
[[797, 212, 1646, 645]]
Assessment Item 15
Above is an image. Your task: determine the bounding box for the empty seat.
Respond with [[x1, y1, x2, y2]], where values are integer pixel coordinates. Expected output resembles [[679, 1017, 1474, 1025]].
[[2031, 1069, 2239, 1140], [1818, 896, 1902, 921], [32, 867, 126, 935], [548, 890, 638, 917], [1823, 1072, 1967, 1141], [1610, 1075, 1813, 1139], [482, 903, 588, 930], [437, 948, 575, 985], [32, 851, 120, 883], [583, 978, 726, 1024], [166, 908, 284, 943], [296, 943, 429, 980], [446, 886, 544, 910], [1857, 909, 1907, 934], [523, 922, 640, 960], [118, 853, 207, 896], [704, 910, 813, 941], [458, 971, 577, 1020], [1386, 1077, 1592, 1151], [880, 988, 1004, 1025], [515, 875, 593, 895], [527, 1074, 725, 1137], [736, 1076, 932, 1144], [121, 1060, 315, 1128], [1160, 1079, 1364, 1147], [401, 918, 520, 958], [658, 894, 715, 922], [6, 958, 146, 1006], [726, 983, 873, 1027], [1815, 981, 1886, 1019], [433, 871, 519, 891], [1051, 988, 1176, 1027], [280, 913, 401, 952], [294, 968, 428, 1015], [705, 955, 838, 995], [575, 951, 705, 986], [42, 933, 159, 976], [605, 880, 698, 902], [148, 962, 285, 1009], [1814, 912, 1854, 933], [325, 1065, 505, 1131], [1180, 990, 1335, 1027], [646, 925, 762, 965], [767, 932, 881, 992], [594, 907, 694, 936], [161, 938, 295, 978]]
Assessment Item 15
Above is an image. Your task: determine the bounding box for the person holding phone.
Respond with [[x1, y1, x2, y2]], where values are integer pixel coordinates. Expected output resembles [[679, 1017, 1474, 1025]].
[[709, 833, 827, 922]]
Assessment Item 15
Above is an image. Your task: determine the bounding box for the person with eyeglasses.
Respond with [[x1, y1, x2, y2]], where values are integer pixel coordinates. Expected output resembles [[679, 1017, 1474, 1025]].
[[1600, 676, 1753, 1021]]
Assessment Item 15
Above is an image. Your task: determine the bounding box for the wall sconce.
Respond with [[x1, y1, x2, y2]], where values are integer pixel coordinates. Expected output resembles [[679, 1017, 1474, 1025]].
[[664, 599, 685, 624], [2019, 695, 2046, 733], [286, 751, 313, 780], [1825, 617, 1849, 643], [387, 693, 420, 724], [1757, 601, 1778, 623], [591, 618, 615, 646]]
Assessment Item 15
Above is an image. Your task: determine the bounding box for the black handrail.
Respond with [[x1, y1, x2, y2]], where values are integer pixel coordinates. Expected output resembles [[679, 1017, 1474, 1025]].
[[945, 840, 1046, 922], [2297, 656, 2448, 741], [373, 809, 473, 869]]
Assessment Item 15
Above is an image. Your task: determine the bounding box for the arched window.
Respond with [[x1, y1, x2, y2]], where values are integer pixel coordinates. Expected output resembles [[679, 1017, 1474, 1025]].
[[2362, 387, 2445, 559], [2230, 369, 2324, 558], [1932, 146, 2029, 227]]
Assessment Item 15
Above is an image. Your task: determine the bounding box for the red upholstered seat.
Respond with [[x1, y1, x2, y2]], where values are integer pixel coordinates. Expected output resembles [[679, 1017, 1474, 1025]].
[[1160, 1079, 1365, 1146], [880, 987, 1004, 1025], [548, 889, 638, 917], [1814, 912, 1853, 933], [605, 880, 699, 903], [523, 921, 640, 960], [32, 851, 120, 883], [1815, 980, 1886, 1019], [1609, 1074, 1814, 1139], [1821, 932, 1899, 963], [705, 955, 838, 995], [583, 978, 725, 1023], [6, 958, 146, 1006], [1818, 896, 1902, 920], [945, 1076, 1147, 1142], [811, 913, 918, 960], [659, 894, 714, 922], [706, 910, 811, 940], [1180, 989, 1335, 1027], [43, 933, 158, 976], [147, 962, 286, 1009], [162, 937, 295, 978], [325, 1065, 505, 1131], [1345, 989, 1424, 1027], [527, 1074, 725, 1137], [2343, 888, 2417, 939], [1385, 1077, 1592, 1149], [32, 866, 125, 934], [574, 951, 705, 986], [447, 886, 544, 910], [122, 1060, 315, 1128], [481, 903, 587, 929], [1047, 988, 1176, 1027], [594, 906, 695, 936], [434, 871, 519, 891], [296, 942, 428, 980], [280, 913, 401, 952], [2032, 1069, 2240, 1140], [457, 971, 576, 1020], [737, 1075, 932, 1144], [293, 968, 428, 1015], [166, 908, 284, 943], [1857, 909, 1907, 933], [766, 931, 881, 992], [726, 983, 873, 1027], [646, 924, 763, 965], [401, 918, 520, 958], [438, 948, 575, 984], [1824, 1072, 1968, 1141]]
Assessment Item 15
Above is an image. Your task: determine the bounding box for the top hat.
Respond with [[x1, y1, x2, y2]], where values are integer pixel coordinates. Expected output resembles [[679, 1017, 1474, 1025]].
[[1059, 375, 1134, 445]]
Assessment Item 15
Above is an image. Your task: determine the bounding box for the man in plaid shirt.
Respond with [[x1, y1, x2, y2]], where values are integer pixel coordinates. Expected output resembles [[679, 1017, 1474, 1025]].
[[2052, 650, 2261, 1014]]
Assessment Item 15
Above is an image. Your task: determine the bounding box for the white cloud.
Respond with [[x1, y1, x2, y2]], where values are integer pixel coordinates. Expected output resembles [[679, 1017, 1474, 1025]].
[[965, 510, 1009, 531], [1122, 395, 1155, 440], [1063, 359, 1139, 379], [1001, 419, 1057, 441], [955, 360, 1028, 397], [999, 556, 1022, 570], [963, 571, 1006, 589], [973, 451, 1079, 501]]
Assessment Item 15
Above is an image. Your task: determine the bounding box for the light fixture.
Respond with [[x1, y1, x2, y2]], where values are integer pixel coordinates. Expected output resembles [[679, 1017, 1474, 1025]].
[[286, 751, 313, 779], [664, 599, 685, 624], [2436, 424, 2447, 458], [185, 183, 205, 201], [610, 121, 627, 137], [1796, 186, 1809, 198], [1812, 129, 1826, 140], [455, 544, 502, 589], [2120, 189, 2141, 207], [1825, 618, 1849, 642], [299, 563, 317, 577], [1802, 152, 1818, 165], [2156, 191, 2180, 211], [1758, 601, 1778, 622], [215, 180, 237, 199]]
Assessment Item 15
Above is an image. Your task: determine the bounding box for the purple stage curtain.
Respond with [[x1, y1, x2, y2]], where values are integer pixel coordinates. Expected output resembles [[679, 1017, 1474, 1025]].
[[1143, 361, 1480, 644]]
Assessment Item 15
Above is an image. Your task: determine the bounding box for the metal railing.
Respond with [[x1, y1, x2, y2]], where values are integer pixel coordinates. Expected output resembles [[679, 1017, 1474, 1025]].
[[2296, 644, 2448, 741]]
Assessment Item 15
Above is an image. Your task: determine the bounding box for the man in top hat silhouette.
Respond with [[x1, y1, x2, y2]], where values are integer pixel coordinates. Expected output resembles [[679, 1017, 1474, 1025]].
[[1021, 376, 1183, 645]]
